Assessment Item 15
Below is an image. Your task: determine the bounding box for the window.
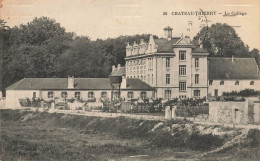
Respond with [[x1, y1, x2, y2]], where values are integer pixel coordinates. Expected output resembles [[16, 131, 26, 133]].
[[195, 58, 199, 68], [220, 80, 224, 85], [179, 51, 186, 60], [48, 92, 54, 98], [195, 74, 199, 84], [179, 82, 186, 91], [166, 58, 170, 67], [235, 81, 239, 85], [250, 81, 254, 85], [127, 92, 134, 99], [151, 74, 153, 84], [88, 92, 94, 99], [165, 90, 171, 99], [179, 95, 186, 99], [179, 65, 186, 76], [113, 91, 119, 99], [166, 74, 170, 84], [140, 92, 147, 100], [101, 92, 107, 98], [194, 90, 200, 97], [148, 74, 150, 83], [209, 80, 213, 85], [61, 92, 67, 98], [33, 92, 36, 98], [75, 92, 80, 99]]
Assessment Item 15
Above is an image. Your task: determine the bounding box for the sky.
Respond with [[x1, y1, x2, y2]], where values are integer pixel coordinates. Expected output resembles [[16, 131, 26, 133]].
[[1, 0, 260, 50]]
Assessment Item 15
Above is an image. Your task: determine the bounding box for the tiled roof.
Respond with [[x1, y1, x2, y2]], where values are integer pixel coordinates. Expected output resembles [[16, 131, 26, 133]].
[[154, 38, 180, 52], [6, 78, 112, 90], [208, 57, 260, 80], [126, 79, 154, 90], [192, 47, 208, 53], [111, 66, 126, 76], [6, 78, 154, 91]]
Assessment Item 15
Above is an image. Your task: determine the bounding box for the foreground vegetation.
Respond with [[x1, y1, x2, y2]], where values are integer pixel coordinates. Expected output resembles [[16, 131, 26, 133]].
[[0, 109, 259, 160]]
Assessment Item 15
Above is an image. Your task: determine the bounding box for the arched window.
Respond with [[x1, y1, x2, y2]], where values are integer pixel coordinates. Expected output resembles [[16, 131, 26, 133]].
[[220, 80, 224, 85], [235, 81, 239, 85], [250, 81, 254, 85]]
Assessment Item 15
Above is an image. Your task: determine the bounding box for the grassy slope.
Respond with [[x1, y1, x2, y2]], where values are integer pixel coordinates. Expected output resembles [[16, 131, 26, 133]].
[[0, 109, 259, 161]]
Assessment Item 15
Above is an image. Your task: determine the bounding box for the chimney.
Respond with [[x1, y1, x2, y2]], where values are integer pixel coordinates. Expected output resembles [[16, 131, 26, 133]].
[[232, 55, 234, 62], [121, 77, 126, 89], [112, 65, 115, 71], [68, 76, 74, 89], [118, 64, 121, 68], [140, 39, 144, 44], [185, 35, 191, 44], [163, 26, 173, 41]]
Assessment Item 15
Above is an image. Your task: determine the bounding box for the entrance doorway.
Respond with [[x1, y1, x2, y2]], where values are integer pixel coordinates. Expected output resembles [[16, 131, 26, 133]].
[[234, 109, 240, 124], [214, 89, 218, 97]]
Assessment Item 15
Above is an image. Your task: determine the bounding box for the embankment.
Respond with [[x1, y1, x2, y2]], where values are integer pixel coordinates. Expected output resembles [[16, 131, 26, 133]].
[[0, 109, 259, 161]]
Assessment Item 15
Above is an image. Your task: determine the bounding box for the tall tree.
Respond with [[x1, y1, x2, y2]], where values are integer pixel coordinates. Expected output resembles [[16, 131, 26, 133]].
[[0, 19, 11, 94], [193, 23, 250, 57], [56, 36, 106, 78], [3, 17, 74, 88]]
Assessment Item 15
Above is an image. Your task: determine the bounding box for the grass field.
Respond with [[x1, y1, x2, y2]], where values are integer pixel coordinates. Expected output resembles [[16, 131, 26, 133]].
[[0, 109, 259, 161]]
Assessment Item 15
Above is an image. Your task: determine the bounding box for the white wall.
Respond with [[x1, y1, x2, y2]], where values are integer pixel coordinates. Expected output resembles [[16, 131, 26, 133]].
[[42, 90, 112, 102], [121, 90, 153, 100], [6, 90, 41, 108], [208, 80, 260, 96]]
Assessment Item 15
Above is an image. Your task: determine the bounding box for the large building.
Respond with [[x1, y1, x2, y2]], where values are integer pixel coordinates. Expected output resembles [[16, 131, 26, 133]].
[[124, 26, 260, 99]]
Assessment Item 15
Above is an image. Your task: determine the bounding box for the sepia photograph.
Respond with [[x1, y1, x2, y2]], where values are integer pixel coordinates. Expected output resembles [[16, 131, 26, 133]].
[[0, 0, 260, 160]]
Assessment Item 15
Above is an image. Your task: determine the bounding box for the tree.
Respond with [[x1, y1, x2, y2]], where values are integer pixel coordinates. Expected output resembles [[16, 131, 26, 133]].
[[3, 17, 74, 88], [0, 19, 11, 94], [56, 36, 106, 78], [193, 23, 250, 57], [249, 48, 260, 67]]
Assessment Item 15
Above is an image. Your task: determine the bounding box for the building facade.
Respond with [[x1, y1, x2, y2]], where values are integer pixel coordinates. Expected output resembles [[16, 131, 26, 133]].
[[125, 26, 209, 99], [124, 26, 260, 99]]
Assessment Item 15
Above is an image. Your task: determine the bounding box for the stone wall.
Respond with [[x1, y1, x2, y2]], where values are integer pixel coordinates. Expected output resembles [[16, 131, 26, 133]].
[[208, 101, 248, 125]]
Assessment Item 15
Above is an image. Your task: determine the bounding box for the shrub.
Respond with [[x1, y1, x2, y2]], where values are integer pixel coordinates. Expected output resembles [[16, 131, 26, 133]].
[[223, 89, 260, 97], [151, 130, 188, 148], [245, 129, 260, 147], [187, 133, 223, 150]]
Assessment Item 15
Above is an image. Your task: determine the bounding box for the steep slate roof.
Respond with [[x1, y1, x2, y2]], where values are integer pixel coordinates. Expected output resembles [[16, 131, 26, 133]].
[[6, 78, 154, 91], [208, 57, 260, 80], [111, 66, 126, 76], [154, 37, 180, 52]]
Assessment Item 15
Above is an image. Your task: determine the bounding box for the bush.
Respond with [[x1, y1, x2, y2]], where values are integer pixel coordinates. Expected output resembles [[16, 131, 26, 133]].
[[223, 89, 260, 97], [151, 130, 188, 148], [245, 129, 260, 147], [187, 133, 223, 150]]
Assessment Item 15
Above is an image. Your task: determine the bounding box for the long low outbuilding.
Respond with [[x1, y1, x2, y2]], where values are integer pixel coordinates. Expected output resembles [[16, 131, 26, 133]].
[[5, 77, 154, 108]]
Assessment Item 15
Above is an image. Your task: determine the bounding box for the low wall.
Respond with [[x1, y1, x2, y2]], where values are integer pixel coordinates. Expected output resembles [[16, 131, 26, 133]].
[[208, 101, 248, 125]]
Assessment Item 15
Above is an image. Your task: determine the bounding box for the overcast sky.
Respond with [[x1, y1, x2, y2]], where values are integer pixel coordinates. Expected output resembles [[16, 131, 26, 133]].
[[1, 0, 259, 50]]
